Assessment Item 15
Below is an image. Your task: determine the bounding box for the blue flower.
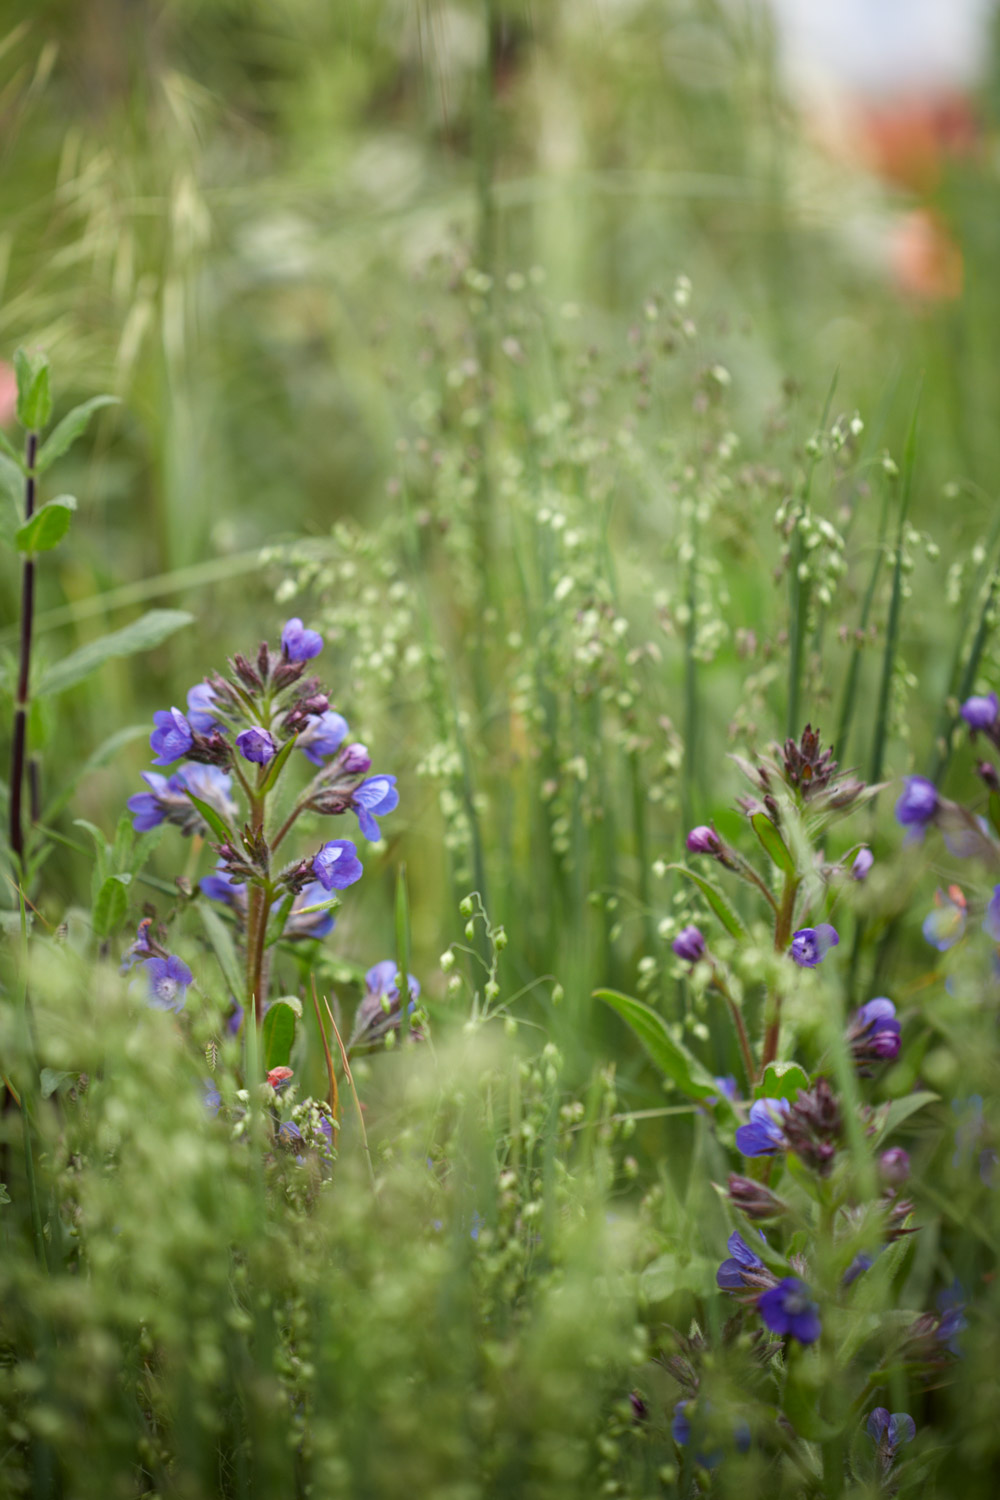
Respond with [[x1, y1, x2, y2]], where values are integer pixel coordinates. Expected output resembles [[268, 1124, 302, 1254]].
[[127, 771, 171, 830], [281, 617, 323, 662], [960, 692, 998, 731], [757, 1277, 821, 1344], [129, 764, 237, 836], [983, 886, 1000, 942], [671, 1401, 691, 1446], [142, 954, 192, 1013], [922, 887, 967, 950], [120, 917, 157, 973], [866, 1408, 915, 1458], [186, 683, 218, 732], [735, 1098, 790, 1157], [842, 1252, 875, 1287], [851, 846, 874, 880], [297, 710, 349, 767], [790, 924, 839, 968], [200, 864, 246, 906], [895, 775, 938, 829], [935, 1280, 967, 1354], [312, 839, 364, 891], [283, 881, 336, 940], [352, 774, 399, 841], [203, 1078, 222, 1115], [716, 1231, 768, 1290], [350, 960, 422, 1046], [150, 707, 193, 767], [236, 726, 276, 764]]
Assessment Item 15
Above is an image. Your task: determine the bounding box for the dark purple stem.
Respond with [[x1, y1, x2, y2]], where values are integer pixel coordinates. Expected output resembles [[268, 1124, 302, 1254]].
[[9, 431, 38, 864]]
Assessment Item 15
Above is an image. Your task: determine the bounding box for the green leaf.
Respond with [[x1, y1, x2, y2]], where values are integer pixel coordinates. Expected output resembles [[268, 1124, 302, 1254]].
[[93, 875, 128, 938], [750, 812, 796, 876], [262, 1000, 297, 1071], [36, 608, 194, 699], [881, 1090, 939, 1138], [782, 1350, 840, 1442], [758, 1061, 809, 1103], [664, 863, 747, 940], [258, 731, 299, 796], [595, 989, 720, 1100], [184, 789, 233, 843], [40, 1069, 73, 1100], [640, 1250, 717, 1302], [14, 348, 51, 431], [198, 904, 244, 1000], [15, 495, 76, 554], [43, 723, 149, 823], [73, 819, 109, 886], [0, 1182, 10, 1204], [0, 450, 23, 504], [35, 395, 119, 473], [0, 428, 24, 472], [989, 791, 1000, 842]]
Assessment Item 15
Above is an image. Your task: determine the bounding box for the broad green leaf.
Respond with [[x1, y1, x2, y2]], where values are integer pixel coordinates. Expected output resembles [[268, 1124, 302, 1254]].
[[93, 875, 128, 938], [14, 348, 51, 431], [595, 989, 720, 1099], [0, 450, 23, 503], [262, 1000, 297, 1071], [36, 609, 194, 698], [664, 862, 747, 940], [73, 819, 109, 886], [0, 429, 24, 472], [15, 495, 76, 554], [40, 1068, 73, 1100], [750, 812, 796, 876], [198, 904, 244, 1001], [35, 395, 120, 473], [758, 1061, 809, 1103], [258, 730, 299, 796], [184, 789, 233, 843], [881, 1090, 939, 1138], [640, 1250, 716, 1302]]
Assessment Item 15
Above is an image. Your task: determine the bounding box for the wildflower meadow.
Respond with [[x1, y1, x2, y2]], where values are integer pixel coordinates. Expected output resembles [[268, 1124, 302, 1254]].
[[2, 4, 1000, 1497]]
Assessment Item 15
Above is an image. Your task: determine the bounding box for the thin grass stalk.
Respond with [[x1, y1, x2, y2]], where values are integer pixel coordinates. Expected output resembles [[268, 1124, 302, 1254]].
[[324, 997, 377, 1195], [929, 508, 1000, 784], [834, 476, 893, 761], [868, 394, 920, 787], [786, 373, 837, 738], [8, 430, 38, 864], [395, 862, 412, 1042]]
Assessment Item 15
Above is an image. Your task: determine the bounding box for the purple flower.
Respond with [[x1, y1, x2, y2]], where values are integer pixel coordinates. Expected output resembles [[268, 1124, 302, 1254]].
[[350, 960, 422, 1046], [851, 846, 874, 880], [847, 997, 901, 1066], [672, 924, 705, 963], [120, 918, 157, 973], [716, 1231, 767, 1290], [127, 771, 171, 831], [297, 710, 349, 767], [895, 775, 938, 828], [186, 683, 218, 732], [879, 1147, 910, 1185], [671, 1401, 691, 1446], [150, 707, 193, 767], [710, 1075, 739, 1104], [983, 886, 1000, 942], [735, 1097, 790, 1157], [283, 881, 336, 940], [842, 1252, 875, 1287], [142, 954, 192, 1013], [236, 726, 276, 764], [686, 824, 721, 855], [203, 1078, 222, 1115], [200, 865, 246, 906], [866, 1408, 915, 1459], [281, 617, 323, 662], [339, 742, 372, 775], [960, 692, 998, 731], [790, 924, 839, 968], [352, 774, 399, 841], [936, 1280, 967, 1354], [757, 1277, 821, 1344], [312, 839, 364, 891], [227, 1000, 244, 1036], [922, 887, 967, 950]]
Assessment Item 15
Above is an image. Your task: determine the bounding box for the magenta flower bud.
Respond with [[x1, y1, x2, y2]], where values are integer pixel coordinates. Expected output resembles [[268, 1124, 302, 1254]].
[[340, 742, 372, 775], [879, 1147, 911, 1185], [236, 726, 277, 764], [686, 824, 721, 855], [672, 924, 705, 963]]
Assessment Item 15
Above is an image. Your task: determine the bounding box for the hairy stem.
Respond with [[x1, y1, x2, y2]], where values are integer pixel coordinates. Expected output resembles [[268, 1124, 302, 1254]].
[[8, 431, 39, 863]]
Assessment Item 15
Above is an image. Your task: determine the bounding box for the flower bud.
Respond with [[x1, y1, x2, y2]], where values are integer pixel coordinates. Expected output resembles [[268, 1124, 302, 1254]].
[[686, 824, 721, 855], [672, 924, 705, 963], [339, 742, 372, 775], [879, 1146, 910, 1185], [727, 1174, 788, 1220]]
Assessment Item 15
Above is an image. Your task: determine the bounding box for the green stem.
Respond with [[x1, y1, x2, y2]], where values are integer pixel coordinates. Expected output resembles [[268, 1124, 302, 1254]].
[[761, 871, 799, 1074], [709, 962, 756, 1090]]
